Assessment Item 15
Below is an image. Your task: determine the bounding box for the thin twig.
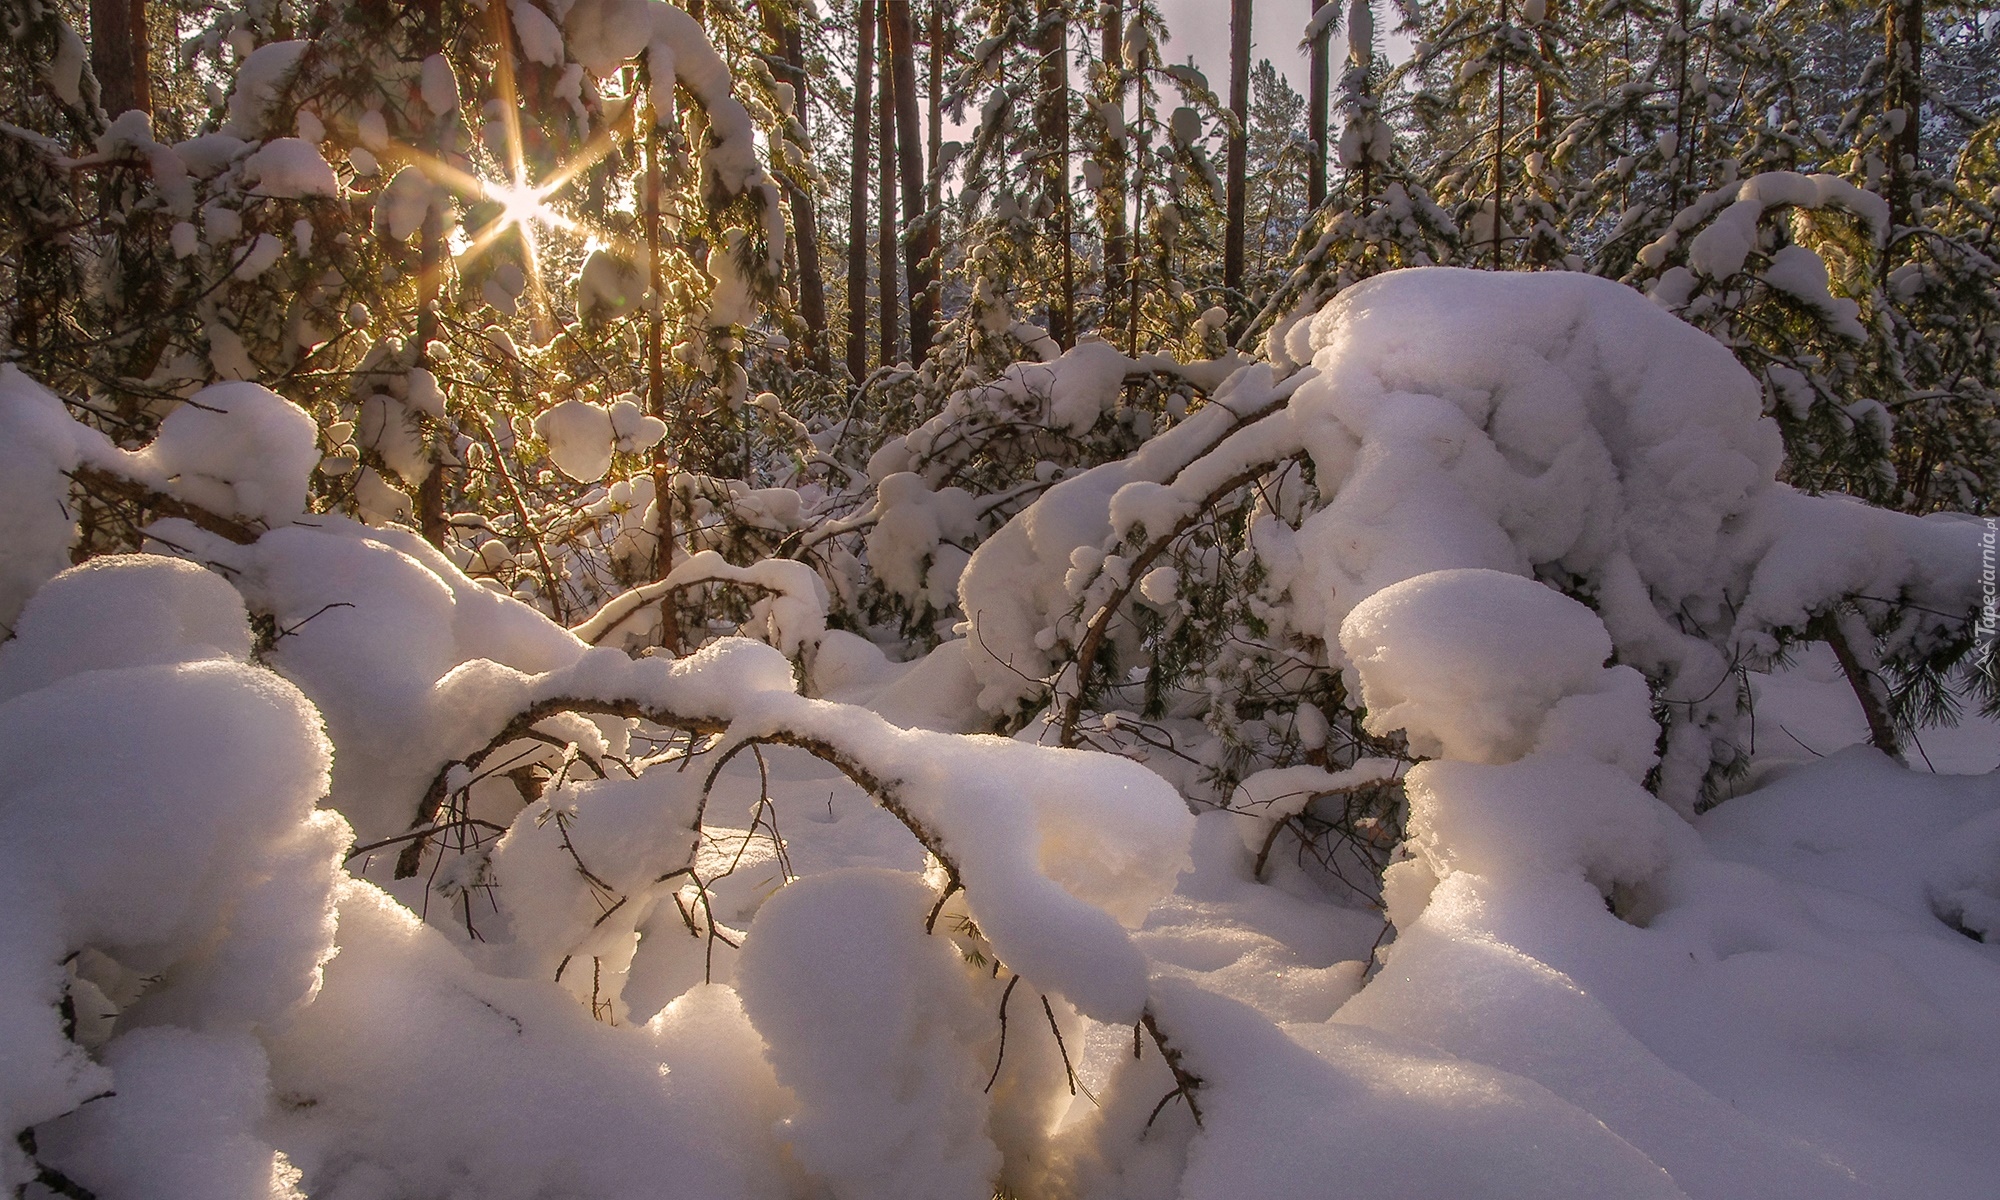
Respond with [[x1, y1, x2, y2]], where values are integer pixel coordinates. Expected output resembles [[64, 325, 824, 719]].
[[985, 974, 1022, 1093]]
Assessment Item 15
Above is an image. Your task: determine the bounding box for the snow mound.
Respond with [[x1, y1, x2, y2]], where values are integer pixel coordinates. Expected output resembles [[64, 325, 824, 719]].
[[126, 382, 321, 526], [1342, 569, 1640, 767], [0, 561, 342, 1195], [0, 367, 98, 630], [737, 869, 1002, 1200], [240, 137, 338, 198]]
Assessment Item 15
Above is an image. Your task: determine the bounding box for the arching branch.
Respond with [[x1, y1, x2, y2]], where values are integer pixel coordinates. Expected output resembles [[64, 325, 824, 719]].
[[399, 697, 960, 883], [1059, 462, 1288, 746]]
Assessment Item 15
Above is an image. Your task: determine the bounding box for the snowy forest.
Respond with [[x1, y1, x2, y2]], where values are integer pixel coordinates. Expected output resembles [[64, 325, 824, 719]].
[[1, 0, 1998, 1193]]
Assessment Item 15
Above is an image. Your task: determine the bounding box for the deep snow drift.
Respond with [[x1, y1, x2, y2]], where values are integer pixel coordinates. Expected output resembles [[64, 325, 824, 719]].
[[2, 269, 1996, 1199]]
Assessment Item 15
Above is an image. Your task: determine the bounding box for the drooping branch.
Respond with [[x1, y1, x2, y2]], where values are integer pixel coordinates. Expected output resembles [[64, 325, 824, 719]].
[[573, 572, 792, 646], [1814, 606, 1903, 761], [399, 697, 961, 883], [69, 464, 264, 545], [1058, 462, 1286, 745]]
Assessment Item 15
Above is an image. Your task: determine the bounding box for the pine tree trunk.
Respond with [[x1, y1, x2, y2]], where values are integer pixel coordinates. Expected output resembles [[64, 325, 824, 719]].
[[1534, 11, 1553, 144], [1226, 0, 1251, 316], [928, 0, 945, 216], [643, 49, 681, 652], [1491, 0, 1507, 270], [1099, 0, 1129, 337], [877, 11, 901, 367], [128, 0, 151, 114], [846, 0, 877, 382], [1308, 0, 1329, 209], [1671, 0, 1691, 211], [887, 0, 934, 364], [90, 0, 151, 117], [1128, 22, 1149, 355], [766, 7, 830, 371], [1037, 1, 1074, 347], [1883, 0, 1924, 236], [415, 0, 449, 550]]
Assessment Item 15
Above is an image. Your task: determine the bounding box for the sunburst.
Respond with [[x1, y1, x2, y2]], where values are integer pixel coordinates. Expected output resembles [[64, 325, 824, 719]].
[[390, 3, 660, 344]]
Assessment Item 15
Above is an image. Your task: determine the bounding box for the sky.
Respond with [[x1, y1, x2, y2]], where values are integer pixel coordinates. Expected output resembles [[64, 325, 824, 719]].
[[1155, 0, 1319, 98], [1150, 0, 1413, 101]]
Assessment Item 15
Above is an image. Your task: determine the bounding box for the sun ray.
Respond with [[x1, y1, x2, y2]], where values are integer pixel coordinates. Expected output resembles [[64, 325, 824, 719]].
[[365, 17, 648, 349]]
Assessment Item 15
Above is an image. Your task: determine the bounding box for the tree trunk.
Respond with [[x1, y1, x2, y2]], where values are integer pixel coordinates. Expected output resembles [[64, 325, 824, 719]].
[[877, 10, 901, 367], [1128, 19, 1149, 354], [1670, 0, 1691, 211], [886, 0, 934, 364], [90, 0, 151, 117], [1491, 0, 1507, 270], [1225, 0, 1251, 318], [415, 0, 449, 550], [928, 1, 946, 218], [1037, 1, 1074, 348], [1099, 0, 1128, 337], [1308, 0, 1329, 209], [644, 49, 682, 651], [846, 0, 878, 382], [1534, 12, 1553, 144], [765, 7, 830, 371], [1882, 0, 1924, 237]]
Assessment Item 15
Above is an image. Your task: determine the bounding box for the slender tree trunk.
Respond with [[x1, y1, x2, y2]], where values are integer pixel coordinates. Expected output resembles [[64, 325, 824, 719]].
[[1225, 0, 1251, 315], [887, 0, 934, 363], [643, 50, 682, 651], [1099, 0, 1129, 337], [765, 7, 830, 371], [877, 10, 901, 367], [128, 0, 151, 114], [928, 0, 945, 214], [1671, 0, 1691, 211], [1308, 0, 1330, 209], [90, 0, 151, 117], [415, 0, 449, 550], [1491, 0, 1507, 270], [1037, 1, 1074, 347], [1883, 0, 1924, 237], [1128, 24, 1148, 354], [846, 0, 878, 382], [1533, 16, 1553, 144]]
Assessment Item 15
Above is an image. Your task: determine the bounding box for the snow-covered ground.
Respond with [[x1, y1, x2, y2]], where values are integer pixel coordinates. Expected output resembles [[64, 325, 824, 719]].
[[3, 269, 1996, 1199]]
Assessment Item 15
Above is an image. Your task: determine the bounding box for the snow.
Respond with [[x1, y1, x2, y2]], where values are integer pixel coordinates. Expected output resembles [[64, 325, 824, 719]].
[[969, 267, 1986, 809], [375, 164, 442, 241], [240, 137, 338, 199], [0, 367, 96, 631], [125, 382, 321, 526], [223, 42, 310, 139], [534, 397, 617, 482], [1341, 569, 1657, 776], [0, 558, 342, 1196], [419, 54, 460, 117], [736, 869, 1003, 1200], [3, 262, 1996, 1199], [509, 0, 566, 67]]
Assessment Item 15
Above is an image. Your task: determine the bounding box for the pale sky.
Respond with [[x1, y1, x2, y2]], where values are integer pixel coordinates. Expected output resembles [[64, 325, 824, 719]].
[[1155, 0, 1315, 98], [1150, 0, 1412, 102]]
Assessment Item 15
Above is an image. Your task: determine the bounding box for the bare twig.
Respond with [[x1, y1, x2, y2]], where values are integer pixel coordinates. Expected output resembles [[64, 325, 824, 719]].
[[1140, 1010, 1204, 1128], [985, 974, 1022, 1093]]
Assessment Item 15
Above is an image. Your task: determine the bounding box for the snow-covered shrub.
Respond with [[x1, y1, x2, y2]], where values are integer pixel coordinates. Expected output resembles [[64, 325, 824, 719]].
[[5, 258, 2000, 1199], [970, 267, 1991, 811]]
